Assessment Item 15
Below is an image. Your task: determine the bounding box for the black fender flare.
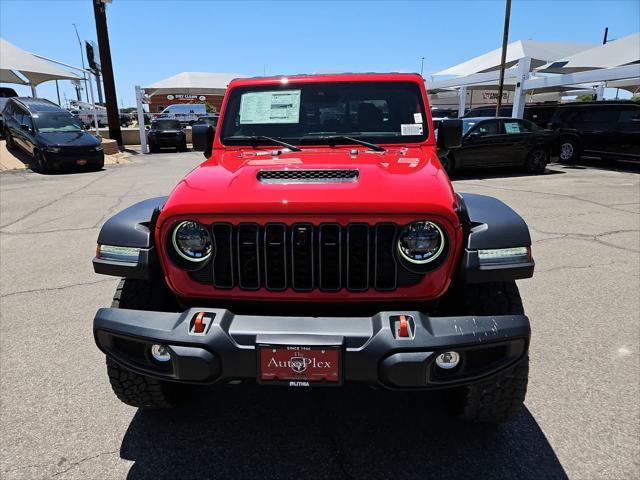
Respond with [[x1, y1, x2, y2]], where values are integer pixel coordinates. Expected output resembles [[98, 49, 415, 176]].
[[457, 193, 534, 283], [93, 197, 167, 279]]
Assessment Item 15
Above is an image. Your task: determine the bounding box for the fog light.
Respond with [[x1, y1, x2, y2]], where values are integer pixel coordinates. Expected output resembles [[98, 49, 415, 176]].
[[435, 351, 460, 370], [150, 344, 171, 363]]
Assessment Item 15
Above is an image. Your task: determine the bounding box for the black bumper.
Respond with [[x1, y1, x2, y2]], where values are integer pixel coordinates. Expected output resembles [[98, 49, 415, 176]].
[[94, 308, 530, 389]]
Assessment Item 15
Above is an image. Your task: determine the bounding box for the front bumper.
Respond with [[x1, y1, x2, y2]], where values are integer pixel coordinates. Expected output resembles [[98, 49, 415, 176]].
[[94, 308, 530, 389]]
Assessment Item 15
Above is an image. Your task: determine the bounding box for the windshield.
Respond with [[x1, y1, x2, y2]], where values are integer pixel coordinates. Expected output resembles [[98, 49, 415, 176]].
[[33, 113, 83, 133], [153, 119, 181, 130], [220, 81, 428, 146]]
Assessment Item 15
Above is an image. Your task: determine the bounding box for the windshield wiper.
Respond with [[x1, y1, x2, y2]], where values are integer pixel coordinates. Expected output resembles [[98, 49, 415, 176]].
[[299, 134, 385, 152], [225, 135, 301, 152]]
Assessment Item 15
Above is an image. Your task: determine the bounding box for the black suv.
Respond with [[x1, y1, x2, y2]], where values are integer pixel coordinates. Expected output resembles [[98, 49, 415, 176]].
[[549, 102, 640, 163], [3, 97, 104, 173], [147, 118, 187, 153], [463, 103, 559, 129]]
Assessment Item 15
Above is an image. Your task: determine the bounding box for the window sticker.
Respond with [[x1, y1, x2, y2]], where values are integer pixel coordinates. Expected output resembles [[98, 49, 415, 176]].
[[401, 123, 423, 136], [504, 122, 521, 134], [240, 90, 301, 124], [413, 113, 423, 123]]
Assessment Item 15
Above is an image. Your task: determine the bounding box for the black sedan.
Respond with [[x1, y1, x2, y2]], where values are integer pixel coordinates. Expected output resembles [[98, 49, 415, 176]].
[[441, 117, 554, 176], [3, 97, 104, 173], [147, 119, 187, 153]]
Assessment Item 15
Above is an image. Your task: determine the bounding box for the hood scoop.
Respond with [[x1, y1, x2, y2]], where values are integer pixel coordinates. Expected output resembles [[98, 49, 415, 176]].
[[257, 169, 359, 184]]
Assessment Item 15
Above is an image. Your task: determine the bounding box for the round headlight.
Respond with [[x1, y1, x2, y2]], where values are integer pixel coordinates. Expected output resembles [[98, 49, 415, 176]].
[[172, 221, 213, 262], [397, 221, 445, 264]]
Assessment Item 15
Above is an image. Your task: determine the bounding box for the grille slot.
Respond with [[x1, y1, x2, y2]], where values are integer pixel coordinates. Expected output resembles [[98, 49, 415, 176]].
[[347, 224, 370, 291], [374, 224, 398, 290], [237, 223, 260, 289], [264, 223, 287, 290], [206, 222, 406, 292], [291, 223, 314, 291], [319, 224, 342, 291], [257, 169, 359, 184], [212, 223, 233, 288]]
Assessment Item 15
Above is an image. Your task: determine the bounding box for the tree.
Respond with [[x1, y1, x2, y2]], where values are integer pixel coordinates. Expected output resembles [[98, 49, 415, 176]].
[[575, 93, 595, 102]]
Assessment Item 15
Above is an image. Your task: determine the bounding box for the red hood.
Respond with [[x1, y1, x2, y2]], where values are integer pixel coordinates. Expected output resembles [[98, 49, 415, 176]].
[[159, 145, 458, 223]]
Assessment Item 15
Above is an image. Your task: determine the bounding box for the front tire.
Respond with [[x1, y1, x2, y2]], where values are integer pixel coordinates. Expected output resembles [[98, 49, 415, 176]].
[[5, 130, 16, 150], [33, 150, 49, 174], [525, 147, 548, 174], [105, 279, 185, 409], [441, 282, 529, 423]]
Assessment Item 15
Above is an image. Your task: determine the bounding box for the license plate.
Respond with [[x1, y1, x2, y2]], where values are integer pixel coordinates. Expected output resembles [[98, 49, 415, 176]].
[[258, 345, 341, 385]]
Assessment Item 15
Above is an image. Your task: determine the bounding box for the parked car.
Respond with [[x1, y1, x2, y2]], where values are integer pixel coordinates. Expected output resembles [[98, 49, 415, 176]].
[[147, 118, 187, 153], [0, 87, 18, 132], [441, 117, 554, 175], [194, 114, 219, 128], [549, 102, 640, 163], [431, 107, 458, 118], [464, 103, 559, 128], [158, 103, 207, 125], [92, 73, 536, 424], [2, 97, 104, 173]]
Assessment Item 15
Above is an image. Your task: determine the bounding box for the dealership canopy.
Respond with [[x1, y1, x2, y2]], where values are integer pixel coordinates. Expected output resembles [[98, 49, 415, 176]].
[[433, 40, 596, 76], [144, 72, 246, 96], [0, 38, 80, 86], [539, 32, 640, 74]]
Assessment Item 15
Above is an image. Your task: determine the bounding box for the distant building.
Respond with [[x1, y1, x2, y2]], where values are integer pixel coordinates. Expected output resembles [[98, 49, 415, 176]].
[[144, 72, 246, 113]]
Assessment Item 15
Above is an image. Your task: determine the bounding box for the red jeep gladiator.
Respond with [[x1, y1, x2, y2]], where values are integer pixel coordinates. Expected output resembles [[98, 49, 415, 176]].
[[93, 73, 534, 423]]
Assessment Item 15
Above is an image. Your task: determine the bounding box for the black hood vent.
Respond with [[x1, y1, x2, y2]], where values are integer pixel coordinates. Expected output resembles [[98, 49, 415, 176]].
[[257, 169, 359, 184]]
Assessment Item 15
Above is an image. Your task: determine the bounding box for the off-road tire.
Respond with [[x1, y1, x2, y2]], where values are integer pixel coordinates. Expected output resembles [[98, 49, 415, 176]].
[[525, 147, 548, 174], [441, 281, 529, 423], [105, 278, 184, 408], [558, 137, 579, 163]]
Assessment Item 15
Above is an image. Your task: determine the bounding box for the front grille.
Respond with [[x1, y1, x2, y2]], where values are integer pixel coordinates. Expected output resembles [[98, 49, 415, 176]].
[[194, 222, 403, 292], [257, 169, 359, 184]]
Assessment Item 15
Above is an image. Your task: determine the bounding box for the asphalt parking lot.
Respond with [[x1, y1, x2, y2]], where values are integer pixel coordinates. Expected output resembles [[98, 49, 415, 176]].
[[1, 153, 638, 480]]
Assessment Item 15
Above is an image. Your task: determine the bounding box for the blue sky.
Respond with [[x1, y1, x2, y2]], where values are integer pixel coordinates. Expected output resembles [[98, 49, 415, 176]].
[[1, 0, 638, 107]]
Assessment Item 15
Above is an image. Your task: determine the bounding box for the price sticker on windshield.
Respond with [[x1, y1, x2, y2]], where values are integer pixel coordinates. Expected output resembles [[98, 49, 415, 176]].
[[239, 90, 301, 124]]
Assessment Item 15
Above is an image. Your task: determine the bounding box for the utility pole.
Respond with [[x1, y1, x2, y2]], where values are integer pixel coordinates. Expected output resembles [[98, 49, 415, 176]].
[[92, 0, 123, 147], [72, 24, 90, 103], [420, 57, 425, 77], [495, 0, 511, 117]]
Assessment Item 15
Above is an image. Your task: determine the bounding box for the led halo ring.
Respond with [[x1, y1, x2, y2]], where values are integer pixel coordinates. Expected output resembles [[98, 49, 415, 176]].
[[171, 220, 213, 263], [397, 221, 446, 265]]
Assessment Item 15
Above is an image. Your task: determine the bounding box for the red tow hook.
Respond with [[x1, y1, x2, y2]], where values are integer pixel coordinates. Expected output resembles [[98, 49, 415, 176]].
[[192, 312, 206, 334], [397, 315, 409, 338]]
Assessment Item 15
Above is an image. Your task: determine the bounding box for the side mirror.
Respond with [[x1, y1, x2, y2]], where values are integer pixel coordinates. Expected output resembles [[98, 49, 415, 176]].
[[436, 119, 462, 150], [467, 131, 480, 140], [20, 123, 30, 132], [191, 124, 215, 158]]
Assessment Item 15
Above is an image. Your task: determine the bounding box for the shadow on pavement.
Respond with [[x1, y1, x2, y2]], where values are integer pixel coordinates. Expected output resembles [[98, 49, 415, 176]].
[[451, 166, 565, 181], [120, 384, 567, 480]]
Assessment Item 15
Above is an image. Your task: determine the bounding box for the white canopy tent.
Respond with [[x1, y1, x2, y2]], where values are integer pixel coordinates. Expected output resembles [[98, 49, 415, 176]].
[[143, 71, 245, 96], [540, 32, 640, 73], [0, 38, 80, 95], [428, 34, 640, 118], [433, 40, 595, 76]]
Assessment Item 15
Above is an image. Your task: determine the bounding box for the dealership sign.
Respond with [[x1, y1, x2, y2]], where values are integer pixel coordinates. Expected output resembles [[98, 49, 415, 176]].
[[166, 94, 207, 101], [482, 92, 509, 101]]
